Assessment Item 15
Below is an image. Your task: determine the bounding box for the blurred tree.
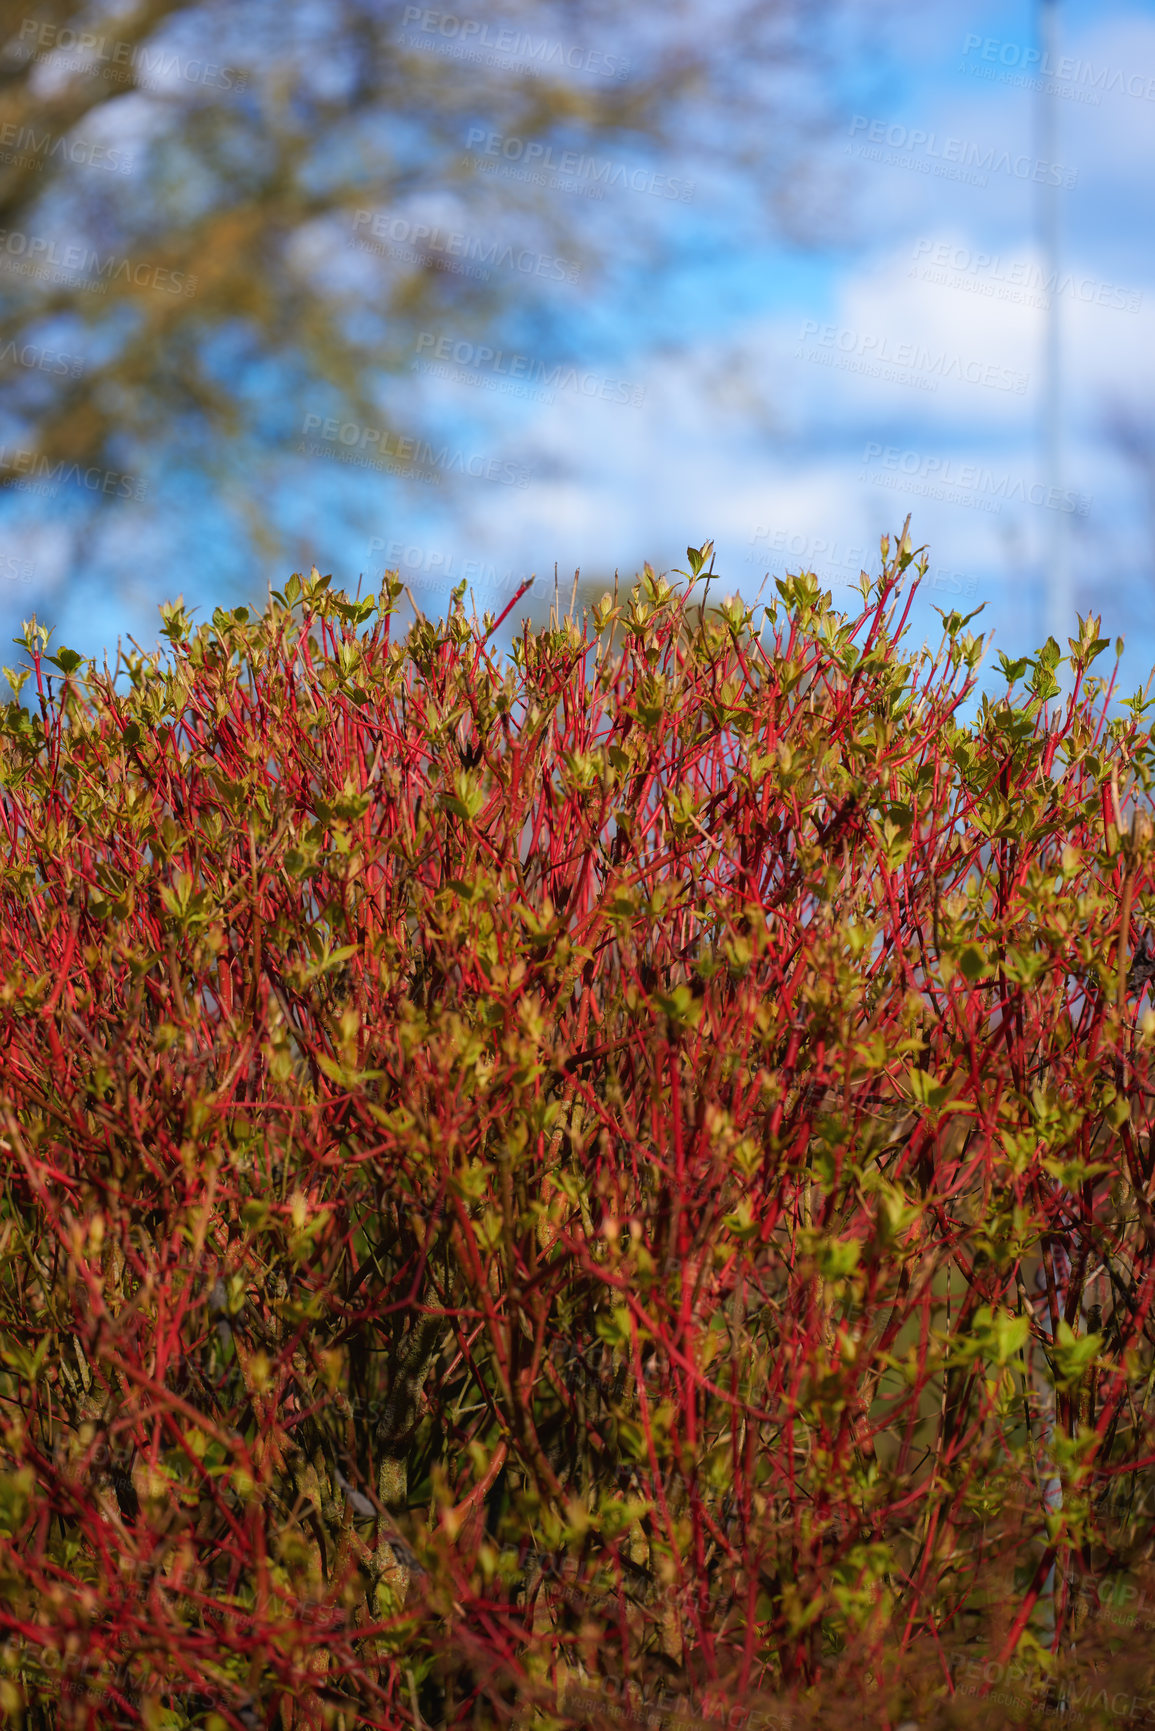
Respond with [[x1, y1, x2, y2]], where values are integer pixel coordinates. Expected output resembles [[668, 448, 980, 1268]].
[[0, 0, 889, 622]]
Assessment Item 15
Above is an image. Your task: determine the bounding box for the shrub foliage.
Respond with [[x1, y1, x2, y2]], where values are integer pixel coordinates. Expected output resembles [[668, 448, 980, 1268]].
[[2, 528, 1155, 1728]]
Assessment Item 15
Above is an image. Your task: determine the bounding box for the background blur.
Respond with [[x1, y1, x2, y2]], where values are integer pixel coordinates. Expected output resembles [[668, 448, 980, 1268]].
[[0, 0, 1153, 716]]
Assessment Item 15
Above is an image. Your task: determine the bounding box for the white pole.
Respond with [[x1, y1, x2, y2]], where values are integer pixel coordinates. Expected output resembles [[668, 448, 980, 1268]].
[[1033, 5, 1071, 1651], [1038, 0, 1072, 693]]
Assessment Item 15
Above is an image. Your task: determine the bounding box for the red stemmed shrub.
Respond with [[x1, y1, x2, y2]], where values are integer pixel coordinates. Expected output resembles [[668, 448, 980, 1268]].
[[2, 527, 1155, 1730]]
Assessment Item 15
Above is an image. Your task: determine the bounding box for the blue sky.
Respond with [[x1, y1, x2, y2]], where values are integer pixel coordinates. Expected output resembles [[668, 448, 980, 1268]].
[[4, 0, 1155, 727]]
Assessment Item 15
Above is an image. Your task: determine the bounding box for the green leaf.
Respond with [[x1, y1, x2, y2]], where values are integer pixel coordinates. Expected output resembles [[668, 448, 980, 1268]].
[[1030, 662, 1060, 702], [594, 1303, 634, 1350], [454, 1159, 492, 1203], [655, 983, 702, 1032], [1041, 1154, 1113, 1190], [905, 1066, 963, 1114], [952, 1306, 1029, 1367], [317, 943, 359, 975], [958, 943, 990, 982], [0, 1467, 34, 1536], [1052, 1319, 1102, 1387], [445, 877, 485, 905], [814, 1237, 860, 1281], [998, 653, 1031, 685], [684, 542, 713, 578], [934, 603, 986, 637], [722, 1196, 759, 1241], [0, 1335, 50, 1383], [315, 1052, 385, 1087]]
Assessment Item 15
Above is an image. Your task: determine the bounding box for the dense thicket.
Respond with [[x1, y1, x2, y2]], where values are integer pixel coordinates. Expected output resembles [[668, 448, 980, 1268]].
[[1, 531, 1155, 1729]]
